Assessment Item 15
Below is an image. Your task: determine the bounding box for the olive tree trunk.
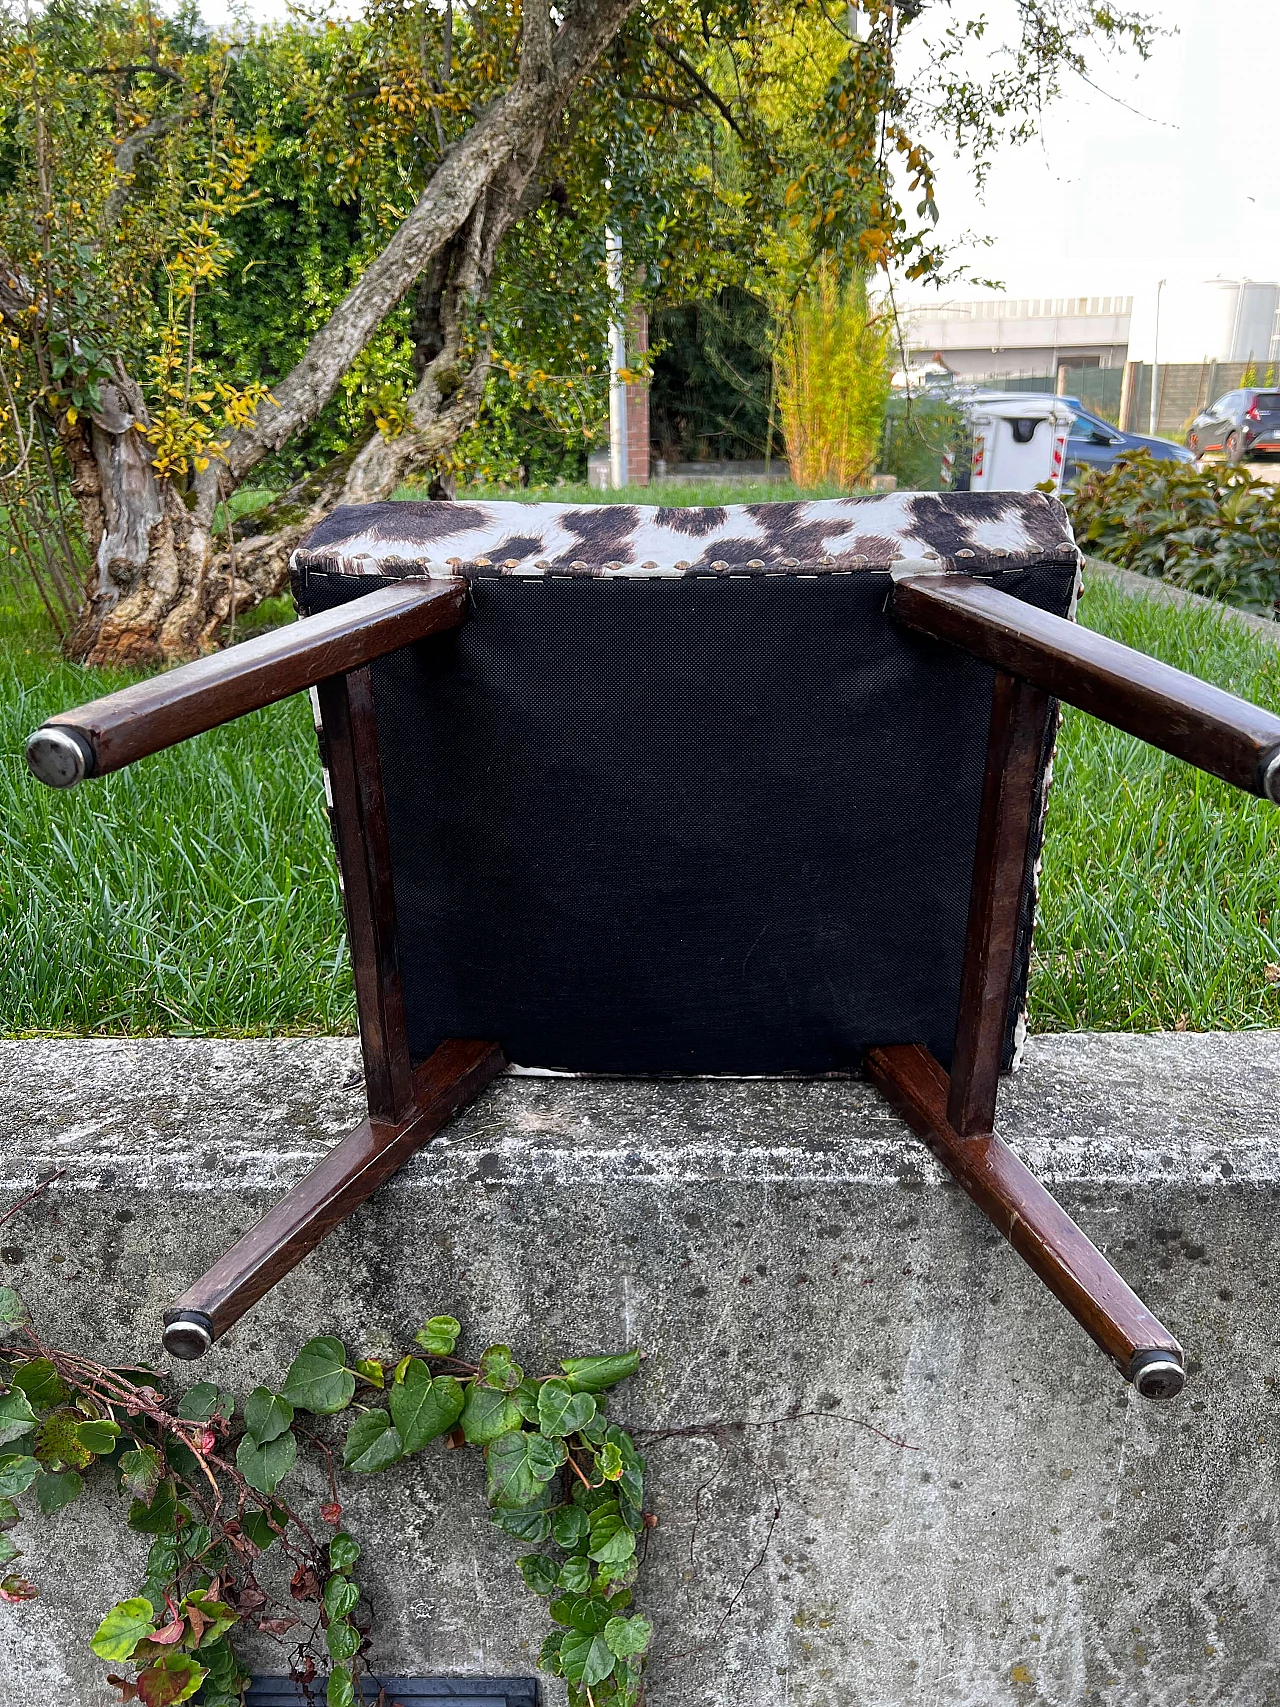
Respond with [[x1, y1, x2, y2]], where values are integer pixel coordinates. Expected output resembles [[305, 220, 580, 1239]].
[[63, 0, 634, 665]]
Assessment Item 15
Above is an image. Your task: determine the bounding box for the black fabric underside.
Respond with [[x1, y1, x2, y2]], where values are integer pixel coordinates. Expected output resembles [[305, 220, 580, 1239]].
[[296, 562, 1077, 1075]]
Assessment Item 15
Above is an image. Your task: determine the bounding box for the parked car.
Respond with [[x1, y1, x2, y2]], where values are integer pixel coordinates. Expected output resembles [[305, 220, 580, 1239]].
[[965, 392, 1192, 481], [1186, 388, 1280, 462]]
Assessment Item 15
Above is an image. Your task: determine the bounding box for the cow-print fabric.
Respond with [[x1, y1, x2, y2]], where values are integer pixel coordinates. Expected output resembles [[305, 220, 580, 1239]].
[[293, 491, 1078, 580]]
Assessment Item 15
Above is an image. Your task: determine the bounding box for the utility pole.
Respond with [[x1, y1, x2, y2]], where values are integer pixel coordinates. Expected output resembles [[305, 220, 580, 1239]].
[[606, 227, 628, 489], [1149, 278, 1166, 437]]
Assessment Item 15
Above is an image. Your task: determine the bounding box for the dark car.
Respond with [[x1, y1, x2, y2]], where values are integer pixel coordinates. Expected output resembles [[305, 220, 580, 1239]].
[[1187, 388, 1280, 462], [966, 391, 1192, 482]]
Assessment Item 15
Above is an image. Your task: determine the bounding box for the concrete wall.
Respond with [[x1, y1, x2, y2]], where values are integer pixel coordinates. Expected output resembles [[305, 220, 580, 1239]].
[[1, 1033, 1278, 1706]]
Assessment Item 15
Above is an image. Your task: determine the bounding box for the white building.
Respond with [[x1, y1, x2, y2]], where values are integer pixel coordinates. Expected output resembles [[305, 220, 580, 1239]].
[[1138, 278, 1280, 365], [901, 296, 1133, 381]]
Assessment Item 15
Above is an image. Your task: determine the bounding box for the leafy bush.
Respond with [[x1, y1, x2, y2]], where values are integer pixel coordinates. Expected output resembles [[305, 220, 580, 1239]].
[[878, 395, 964, 491], [1066, 453, 1280, 615]]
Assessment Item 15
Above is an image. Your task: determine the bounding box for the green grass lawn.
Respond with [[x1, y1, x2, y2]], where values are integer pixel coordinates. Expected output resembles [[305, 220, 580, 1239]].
[[3, 566, 1279, 1038]]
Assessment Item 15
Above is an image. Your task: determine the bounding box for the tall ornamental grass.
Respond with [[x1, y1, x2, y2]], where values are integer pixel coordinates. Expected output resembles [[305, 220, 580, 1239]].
[[773, 263, 892, 489]]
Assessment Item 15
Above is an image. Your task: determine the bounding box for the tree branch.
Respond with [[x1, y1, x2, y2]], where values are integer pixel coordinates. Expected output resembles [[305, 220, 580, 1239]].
[[102, 112, 182, 231], [216, 0, 639, 489], [652, 34, 746, 138]]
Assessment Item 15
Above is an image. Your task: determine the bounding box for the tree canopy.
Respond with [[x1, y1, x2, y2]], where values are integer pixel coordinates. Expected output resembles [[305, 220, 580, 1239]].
[[0, 0, 1155, 658]]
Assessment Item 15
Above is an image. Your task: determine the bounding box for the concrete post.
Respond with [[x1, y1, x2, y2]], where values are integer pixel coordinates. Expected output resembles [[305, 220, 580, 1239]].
[[1118, 360, 1138, 432], [606, 227, 628, 490], [625, 304, 650, 487]]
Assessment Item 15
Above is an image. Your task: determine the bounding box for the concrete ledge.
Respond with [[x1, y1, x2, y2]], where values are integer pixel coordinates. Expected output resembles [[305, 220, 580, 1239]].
[[1, 1033, 1278, 1705]]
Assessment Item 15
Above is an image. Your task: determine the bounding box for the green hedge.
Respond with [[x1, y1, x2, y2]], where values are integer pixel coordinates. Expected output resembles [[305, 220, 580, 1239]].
[[1066, 452, 1280, 615]]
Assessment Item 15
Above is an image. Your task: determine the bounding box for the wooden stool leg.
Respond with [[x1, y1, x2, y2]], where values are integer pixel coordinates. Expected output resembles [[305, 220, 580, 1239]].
[[866, 1044, 1185, 1399], [163, 1039, 505, 1358]]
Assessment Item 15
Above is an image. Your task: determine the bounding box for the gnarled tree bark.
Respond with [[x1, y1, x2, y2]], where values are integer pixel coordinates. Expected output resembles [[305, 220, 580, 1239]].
[[56, 0, 636, 663]]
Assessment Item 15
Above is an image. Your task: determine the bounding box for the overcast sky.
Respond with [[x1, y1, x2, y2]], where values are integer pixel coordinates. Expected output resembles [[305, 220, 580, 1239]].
[[901, 0, 1280, 357]]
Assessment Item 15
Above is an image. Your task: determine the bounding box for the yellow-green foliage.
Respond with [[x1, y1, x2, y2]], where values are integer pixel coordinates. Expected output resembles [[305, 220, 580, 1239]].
[[774, 261, 891, 489]]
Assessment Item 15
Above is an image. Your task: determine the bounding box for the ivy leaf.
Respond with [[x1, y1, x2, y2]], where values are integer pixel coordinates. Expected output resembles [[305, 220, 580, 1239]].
[[329, 1532, 360, 1573], [136, 1655, 207, 1706], [485, 1430, 566, 1510], [35, 1468, 82, 1514], [282, 1337, 355, 1416], [327, 1664, 356, 1707], [197, 1634, 242, 1690], [353, 1358, 384, 1389], [77, 1418, 121, 1456], [322, 1574, 360, 1621], [0, 1534, 19, 1569], [181, 1589, 238, 1647], [236, 1431, 297, 1496], [605, 1614, 653, 1658], [516, 1554, 560, 1597], [460, 1383, 521, 1445], [414, 1316, 460, 1357], [13, 1358, 67, 1410], [550, 1593, 611, 1635], [511, 1377, 542, 1425], [587, 1506, 637, 1568], [478, 1344, 522, 1392], [388, 1362, 464, 1454], [241, 1503, 288, 1553], [559, 1629, 617, 1686], [342, 1410, 403, 1475], [552, 1505, 591, 1552], [243, 1388, 294, 1447], [537, 1380, 597, 1439], [538, 1631, 565, 1676], [0, 1390, 38, 1447], [0, 1497, 18, 1529], [326, 1618, 362, 1662], [176, 1384, 231, 1423], [91, 1597, 157, 1661], [128, 1480, 180, 1536], [120, 1446, 164, 1503], [34, 1408, 92, 1471], [597, 1441, 625, 1481], [595, 1554, 639, 1591], [0, 1287, 28, 1327], [492, 1506, 551, 1543], [560, 1352, 641, 1393], [557, 1555, 591, 1594]]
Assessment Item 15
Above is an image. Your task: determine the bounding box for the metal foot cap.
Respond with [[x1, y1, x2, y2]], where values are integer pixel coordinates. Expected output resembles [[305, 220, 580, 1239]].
[[1130, 1350, 1185, 1400], [163, 1312, 214, 1360]]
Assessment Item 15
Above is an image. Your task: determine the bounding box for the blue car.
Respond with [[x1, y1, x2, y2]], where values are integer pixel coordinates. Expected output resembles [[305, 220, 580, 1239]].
[[970, 391, 1193, 482]]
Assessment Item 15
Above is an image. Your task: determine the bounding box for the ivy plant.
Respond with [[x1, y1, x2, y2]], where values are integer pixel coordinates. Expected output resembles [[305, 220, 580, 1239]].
[[0, 1286, 651, 1707]]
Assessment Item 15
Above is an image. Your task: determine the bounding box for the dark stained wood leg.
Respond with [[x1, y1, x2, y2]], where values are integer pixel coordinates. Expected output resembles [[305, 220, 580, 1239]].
[[163, 1039, 506, 1357], [865, 1043, 1185, 1398], [947, 670, 1054, 1138], [315, 666, 416, 1123]]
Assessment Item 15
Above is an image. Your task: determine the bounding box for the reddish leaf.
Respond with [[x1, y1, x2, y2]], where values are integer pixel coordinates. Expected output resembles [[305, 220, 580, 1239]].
[[135, 1656, 205, 1707], [289, 1563, 320, 1602], [0, 1574, 36, 1602], [149, 1619, 185, 1646], [229, 1583, 266, 1613], [258, 1616, 298, 1635], [107, 1677, 140, 1702], [292, 1657, 317, 1686], [320, 1502, 343, 1526]]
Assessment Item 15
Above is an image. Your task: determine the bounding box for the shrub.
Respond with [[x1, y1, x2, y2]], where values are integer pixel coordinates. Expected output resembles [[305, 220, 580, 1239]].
[[1066, 452, 1280, 615], [774, 262, 892, 489]]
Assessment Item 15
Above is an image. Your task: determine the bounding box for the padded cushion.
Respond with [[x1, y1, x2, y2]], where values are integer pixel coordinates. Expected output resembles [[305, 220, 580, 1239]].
[[294, 495, 1079, 1076]]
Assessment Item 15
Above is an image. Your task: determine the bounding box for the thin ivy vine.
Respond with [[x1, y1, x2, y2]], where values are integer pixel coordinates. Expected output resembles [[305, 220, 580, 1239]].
[[0, 1285, 652, 1706]]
